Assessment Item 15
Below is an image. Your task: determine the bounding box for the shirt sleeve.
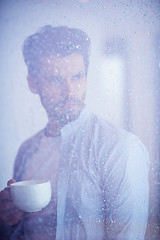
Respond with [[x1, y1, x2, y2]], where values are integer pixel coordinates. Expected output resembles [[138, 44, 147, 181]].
[[102, 136, 150, 240]]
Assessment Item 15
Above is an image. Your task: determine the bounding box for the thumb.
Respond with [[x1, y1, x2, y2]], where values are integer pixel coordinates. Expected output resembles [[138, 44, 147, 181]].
[[7, 179, 16, 186]]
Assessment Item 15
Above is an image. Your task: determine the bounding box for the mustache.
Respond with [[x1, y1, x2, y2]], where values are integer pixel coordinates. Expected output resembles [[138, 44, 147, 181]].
[[56, 97, 83, 108]]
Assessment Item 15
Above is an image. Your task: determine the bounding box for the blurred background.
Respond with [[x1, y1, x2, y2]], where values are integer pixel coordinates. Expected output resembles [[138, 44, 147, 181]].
[[0, 0, 160, 239]]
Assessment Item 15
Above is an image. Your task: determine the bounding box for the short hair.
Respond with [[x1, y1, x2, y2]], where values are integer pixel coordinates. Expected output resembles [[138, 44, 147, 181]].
[[22, 25, 91, 79]]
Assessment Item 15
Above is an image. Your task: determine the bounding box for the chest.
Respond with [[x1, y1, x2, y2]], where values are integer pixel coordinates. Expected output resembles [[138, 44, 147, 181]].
[[22, 136, 61, 201]]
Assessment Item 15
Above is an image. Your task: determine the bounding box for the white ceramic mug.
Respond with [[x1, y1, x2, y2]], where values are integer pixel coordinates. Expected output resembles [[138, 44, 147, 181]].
[[10, 180, 51, 212]]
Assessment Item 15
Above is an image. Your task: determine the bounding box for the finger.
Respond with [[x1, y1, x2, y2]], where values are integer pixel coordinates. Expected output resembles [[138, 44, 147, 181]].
[[0, 188, 11, 201], [0, 204, 22, 220], [3, 209, 22, 225], [7, 179, 16, 186], [0, 200, 16, 213], [2, 207, 21, 218]]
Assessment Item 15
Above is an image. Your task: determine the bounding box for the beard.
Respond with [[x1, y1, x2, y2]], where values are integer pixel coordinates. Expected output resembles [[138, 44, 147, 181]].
[[43, 95, 86, 126]]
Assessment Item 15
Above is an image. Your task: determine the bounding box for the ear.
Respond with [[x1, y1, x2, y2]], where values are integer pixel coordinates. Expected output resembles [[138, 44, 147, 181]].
[[27, 75, 39, 94]]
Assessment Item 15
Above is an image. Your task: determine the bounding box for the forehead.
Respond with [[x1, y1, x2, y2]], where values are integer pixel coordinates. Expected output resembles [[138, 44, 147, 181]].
[[40, 53, 85, 76]]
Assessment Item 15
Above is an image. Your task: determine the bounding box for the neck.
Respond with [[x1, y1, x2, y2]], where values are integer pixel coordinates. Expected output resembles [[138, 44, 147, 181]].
[[45, 108, 85, 137], [44, 119, 65, 137]]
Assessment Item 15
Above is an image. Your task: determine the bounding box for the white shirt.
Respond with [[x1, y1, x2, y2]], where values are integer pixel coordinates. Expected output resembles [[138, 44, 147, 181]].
[[12, 108, 150, 240]]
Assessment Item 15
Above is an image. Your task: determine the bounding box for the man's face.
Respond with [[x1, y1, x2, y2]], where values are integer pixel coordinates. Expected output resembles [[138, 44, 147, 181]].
[[36, 53, 87, 124]]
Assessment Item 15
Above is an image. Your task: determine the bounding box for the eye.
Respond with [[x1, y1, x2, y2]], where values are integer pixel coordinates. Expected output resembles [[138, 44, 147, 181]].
[[71, 71, 85, 81]]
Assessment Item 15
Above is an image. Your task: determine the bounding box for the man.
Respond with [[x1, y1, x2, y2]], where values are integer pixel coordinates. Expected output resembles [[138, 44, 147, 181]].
[[0, 25, 149, 240]]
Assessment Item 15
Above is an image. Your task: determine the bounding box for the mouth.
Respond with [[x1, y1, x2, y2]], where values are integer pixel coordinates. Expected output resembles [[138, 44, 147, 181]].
[[57, 98, 82, 109]]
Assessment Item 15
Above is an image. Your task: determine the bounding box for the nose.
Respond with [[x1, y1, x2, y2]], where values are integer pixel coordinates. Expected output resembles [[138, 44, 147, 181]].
[[62, 77, 74, 97]]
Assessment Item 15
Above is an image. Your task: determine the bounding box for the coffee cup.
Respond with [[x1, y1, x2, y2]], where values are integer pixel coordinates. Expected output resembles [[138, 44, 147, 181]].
[[10, 180, 51, 212]]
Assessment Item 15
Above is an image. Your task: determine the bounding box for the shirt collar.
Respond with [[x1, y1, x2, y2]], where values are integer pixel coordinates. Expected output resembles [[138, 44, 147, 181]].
[[61, 106, 91, 137]]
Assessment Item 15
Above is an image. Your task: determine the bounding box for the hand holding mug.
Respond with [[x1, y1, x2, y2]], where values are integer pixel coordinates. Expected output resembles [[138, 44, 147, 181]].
[[0, 179, 22, 225]]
